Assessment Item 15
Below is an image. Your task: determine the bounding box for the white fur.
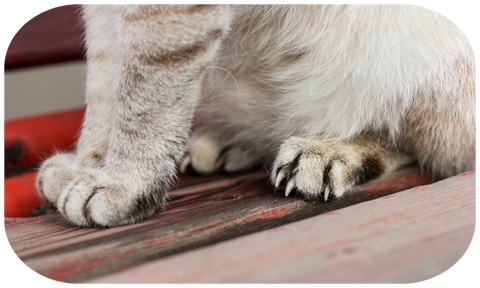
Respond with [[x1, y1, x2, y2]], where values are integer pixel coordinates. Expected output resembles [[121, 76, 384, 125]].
[[196, 5, 473, 161], [36, 5, 475, 227]]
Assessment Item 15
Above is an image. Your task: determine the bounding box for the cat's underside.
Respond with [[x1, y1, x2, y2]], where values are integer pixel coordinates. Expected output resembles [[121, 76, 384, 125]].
[[36, 5, 475, 227]]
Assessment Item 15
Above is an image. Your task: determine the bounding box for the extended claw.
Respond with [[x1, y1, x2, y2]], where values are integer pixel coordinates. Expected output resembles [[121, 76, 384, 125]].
[[285, 178, 295, 197], [179, 154, 191, 174], [275, 169, 285, 188], [324, 186, 330, 201]]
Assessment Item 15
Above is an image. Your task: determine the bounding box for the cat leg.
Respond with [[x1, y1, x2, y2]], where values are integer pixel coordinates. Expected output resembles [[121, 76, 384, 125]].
[[36, 5, 122, 205], [271, 134, 413, 200], [400, 56, 475, 178], [53, 5, 232, 227]]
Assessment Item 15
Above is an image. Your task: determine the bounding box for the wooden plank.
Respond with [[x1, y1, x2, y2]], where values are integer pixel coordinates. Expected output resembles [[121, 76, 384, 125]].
[[5, 5, 84, 70], [89, 170, 475, 283], [5, 166, 435, 283]]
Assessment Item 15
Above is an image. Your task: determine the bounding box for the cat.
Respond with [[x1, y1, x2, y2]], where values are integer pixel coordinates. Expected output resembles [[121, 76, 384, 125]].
[[35, 5, 475, 227]]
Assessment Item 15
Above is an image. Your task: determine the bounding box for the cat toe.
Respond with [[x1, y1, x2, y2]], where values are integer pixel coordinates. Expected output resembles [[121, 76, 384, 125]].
[[188, 131, 223, 174], [36, 152, 78, 205], [272, 152, 350, 201], [271, 137, 367, 201], [222, 146, 255, 173]]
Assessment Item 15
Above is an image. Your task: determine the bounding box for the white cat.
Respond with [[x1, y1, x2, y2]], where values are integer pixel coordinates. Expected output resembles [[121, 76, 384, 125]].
[[36, 5, 475, 227]]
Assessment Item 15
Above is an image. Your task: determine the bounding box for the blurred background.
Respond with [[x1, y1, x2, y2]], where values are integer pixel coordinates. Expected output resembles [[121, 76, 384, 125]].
[[5, 5, 86, 120], [5, 61, 85, 119]]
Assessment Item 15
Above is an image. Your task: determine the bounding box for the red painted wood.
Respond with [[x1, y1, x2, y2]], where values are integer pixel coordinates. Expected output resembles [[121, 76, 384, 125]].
[[5, 5, 84, 70], [5, 107, 86, 171], [5, 166, 435, 283], [90, 170, 475, 283]]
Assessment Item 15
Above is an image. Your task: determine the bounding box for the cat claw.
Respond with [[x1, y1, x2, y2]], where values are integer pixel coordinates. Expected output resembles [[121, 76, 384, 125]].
[[275, 169, 285, 187], [274, 168, 295, 197], [274, 165, 331, 200], [285, 178, 295, 197], [324, 186, 330, 201], [179, 154, 191, 174]]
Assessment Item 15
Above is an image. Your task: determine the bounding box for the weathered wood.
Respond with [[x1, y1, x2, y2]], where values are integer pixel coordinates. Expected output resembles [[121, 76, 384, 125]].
[[5, 166, 435, 282], [90, 170, 475, 283]]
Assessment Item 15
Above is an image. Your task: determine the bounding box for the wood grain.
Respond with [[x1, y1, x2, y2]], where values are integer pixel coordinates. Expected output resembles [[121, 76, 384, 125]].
[[6, 166, 435, 283], [90, 170, 475, 283]]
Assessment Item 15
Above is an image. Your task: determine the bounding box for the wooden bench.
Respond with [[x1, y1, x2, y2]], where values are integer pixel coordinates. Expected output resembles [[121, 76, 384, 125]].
[[4, 5, 475, 284]]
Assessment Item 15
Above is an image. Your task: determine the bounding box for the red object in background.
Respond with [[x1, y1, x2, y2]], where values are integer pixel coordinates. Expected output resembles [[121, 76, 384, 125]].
[[4, 172, 43, 217], [5, 107, 86, 217], [5, 107, 86, 171]]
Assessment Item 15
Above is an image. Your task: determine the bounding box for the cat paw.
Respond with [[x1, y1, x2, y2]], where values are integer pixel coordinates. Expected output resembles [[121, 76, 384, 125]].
[[56, 169, 166, 227], [271, 137, 384, 201], [36, 152, 78, 205], [180, 130, 255, 174]]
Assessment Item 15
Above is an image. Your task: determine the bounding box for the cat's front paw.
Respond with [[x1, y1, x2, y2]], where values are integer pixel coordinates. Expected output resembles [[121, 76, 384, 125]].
[[57, 169, 166, 227], [271, 137, 385, 201]]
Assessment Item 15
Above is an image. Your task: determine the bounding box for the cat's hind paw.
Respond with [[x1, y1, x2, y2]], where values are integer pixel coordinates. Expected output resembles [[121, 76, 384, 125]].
[[180, 130, 256, 174]]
